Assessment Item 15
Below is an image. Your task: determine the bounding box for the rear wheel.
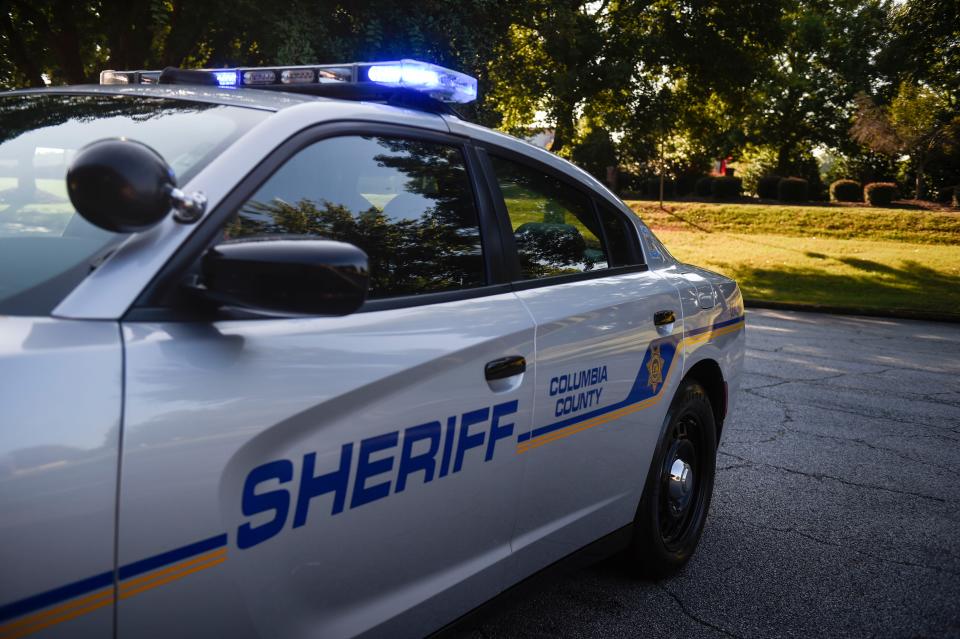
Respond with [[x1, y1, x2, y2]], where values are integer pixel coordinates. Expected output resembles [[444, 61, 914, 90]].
[[629, 378, 717, 578]]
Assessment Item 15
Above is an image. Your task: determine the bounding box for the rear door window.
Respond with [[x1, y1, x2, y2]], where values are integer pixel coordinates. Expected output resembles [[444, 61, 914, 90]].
[[488, 155, 609, 279], [595, 200, 639, 267]]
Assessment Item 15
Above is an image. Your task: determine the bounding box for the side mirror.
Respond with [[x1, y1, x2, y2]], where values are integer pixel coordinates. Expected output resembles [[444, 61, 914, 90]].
[[66, 138, 205, 233], [195, 238, 370, 316]]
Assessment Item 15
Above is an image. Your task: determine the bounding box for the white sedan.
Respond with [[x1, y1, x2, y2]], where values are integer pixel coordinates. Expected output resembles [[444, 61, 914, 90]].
[[0, 60, 745, 638]]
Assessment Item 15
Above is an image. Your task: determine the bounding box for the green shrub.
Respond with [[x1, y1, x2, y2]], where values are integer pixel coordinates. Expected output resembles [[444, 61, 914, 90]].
[[617, 172, 643, 193], [757, 175, 782, 199], [711, 176, 742, 200], [695, 176, 715, 197], [675, 174, 699, 196], [864, 182, 898, 206], [644, 177, 675, 198], [830, 179, 862, 202], [937, 185, 959, 207], [778, 177, 808, 202]]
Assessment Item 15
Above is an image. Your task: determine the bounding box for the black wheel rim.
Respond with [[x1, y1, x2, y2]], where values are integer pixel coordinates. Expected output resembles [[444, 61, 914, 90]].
[[658, 411, 707, 550]]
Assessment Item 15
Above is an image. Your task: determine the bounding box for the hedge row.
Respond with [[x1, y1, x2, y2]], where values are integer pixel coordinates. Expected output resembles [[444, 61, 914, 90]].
[[694, 176, 742, 200], [756, 175, 810, 202], [624, 175, 907, 207], [757, 175, 782, 199], [778, 177, 808, 202], [830, 179, 862, 202], [864, 182, 898, 206], [829, 179, 898, 206]]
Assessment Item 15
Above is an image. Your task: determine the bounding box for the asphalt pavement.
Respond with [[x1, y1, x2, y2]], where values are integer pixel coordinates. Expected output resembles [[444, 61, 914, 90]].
[[452, 308, 960, 638]]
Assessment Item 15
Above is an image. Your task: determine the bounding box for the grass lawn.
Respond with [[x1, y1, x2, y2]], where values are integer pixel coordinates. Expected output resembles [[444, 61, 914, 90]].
[[627, 201, 960, 318]]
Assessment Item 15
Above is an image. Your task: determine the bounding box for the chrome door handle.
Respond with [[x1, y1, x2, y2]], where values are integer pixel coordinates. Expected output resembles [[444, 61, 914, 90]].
[[485, 356, 526, 381], [654, 310, 676, 326]]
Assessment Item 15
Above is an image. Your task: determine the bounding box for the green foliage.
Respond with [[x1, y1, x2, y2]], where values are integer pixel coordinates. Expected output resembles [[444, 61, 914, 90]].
[[695, 177, 715, 197], [628, 201, 960, 316], [852, 83, 957, 198], [675, 174, 700, 197], [937, 185, 958, 207], [745, 1, 890, 176], [711, 176, 742, 200], [822, 147, 899, 186], [487, 3, 618, 154], [570, 126, 618, 183], [778, 177, 808, 202], [734, 144, 779, 196], [757, 176, 783, 200], [627, 201, 960, 245], [0, 0, 955, 200], [643, 177, 675, 199], [830, 179, 863, 202], [884, 0, 960, 108], [864, 182, 898, 206]]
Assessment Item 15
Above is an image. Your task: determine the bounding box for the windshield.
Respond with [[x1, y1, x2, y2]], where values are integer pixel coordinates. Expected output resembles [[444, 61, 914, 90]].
[[0, 93, 267, 316]]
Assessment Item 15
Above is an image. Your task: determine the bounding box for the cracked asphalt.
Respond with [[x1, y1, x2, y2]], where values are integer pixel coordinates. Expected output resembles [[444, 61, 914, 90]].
[[451, 309, 960, 638]]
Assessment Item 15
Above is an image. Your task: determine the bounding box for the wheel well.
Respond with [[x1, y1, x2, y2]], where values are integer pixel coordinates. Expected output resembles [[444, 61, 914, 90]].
[[685, 359, 726, 438]]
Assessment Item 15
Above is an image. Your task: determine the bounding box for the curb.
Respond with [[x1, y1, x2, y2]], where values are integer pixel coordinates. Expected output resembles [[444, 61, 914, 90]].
[[743, 299, 960, 324]]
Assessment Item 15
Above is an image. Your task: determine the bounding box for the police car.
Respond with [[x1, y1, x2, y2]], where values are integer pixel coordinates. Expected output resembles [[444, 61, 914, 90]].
[[0, 60, 745, 638]]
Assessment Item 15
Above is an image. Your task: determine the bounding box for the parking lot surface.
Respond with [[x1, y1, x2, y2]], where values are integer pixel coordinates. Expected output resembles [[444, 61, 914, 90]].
[[453, 309, 960, 638]]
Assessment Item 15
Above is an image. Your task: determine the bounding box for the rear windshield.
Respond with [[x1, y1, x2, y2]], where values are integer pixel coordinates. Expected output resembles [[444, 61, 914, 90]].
[[0, 93, 267, 316]]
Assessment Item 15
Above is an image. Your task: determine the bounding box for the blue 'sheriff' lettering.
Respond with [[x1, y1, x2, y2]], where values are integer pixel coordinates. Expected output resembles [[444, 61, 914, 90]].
[[294, 444, 353, 527], [237, 400, 519, 550], [486, 400, 517, 461], [237, 460, 293, 549], [396, 421, 441, 492], [454, 407, 490, 473], [351, 433, 398, 508], [438, 415, 456, 478]]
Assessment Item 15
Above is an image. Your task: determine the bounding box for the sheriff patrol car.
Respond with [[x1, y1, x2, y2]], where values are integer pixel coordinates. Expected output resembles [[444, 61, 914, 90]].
[[0, 59, 745, 638]]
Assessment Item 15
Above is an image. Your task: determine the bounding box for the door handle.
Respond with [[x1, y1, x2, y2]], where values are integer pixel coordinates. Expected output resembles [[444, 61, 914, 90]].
[[485, 355, 526, 381], [654, 310, 676, 326]]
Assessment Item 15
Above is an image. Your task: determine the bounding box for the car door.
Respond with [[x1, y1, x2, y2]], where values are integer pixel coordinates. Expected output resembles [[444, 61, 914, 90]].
[[116, 128, 535, 638], [0, 318, 121, 639], [480, 150, 684, 576]]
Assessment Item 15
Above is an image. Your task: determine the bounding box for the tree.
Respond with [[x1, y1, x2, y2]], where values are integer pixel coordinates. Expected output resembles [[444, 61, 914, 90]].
[[487, 1, 618, 154], [743, 0, 890, 177], [883, 0, 960, 109], [586, 0, 787, 179], [852, 83, 956, 198]]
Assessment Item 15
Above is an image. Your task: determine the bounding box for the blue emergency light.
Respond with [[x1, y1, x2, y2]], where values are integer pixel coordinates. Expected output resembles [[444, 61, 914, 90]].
[[99, 59, 478, 104]]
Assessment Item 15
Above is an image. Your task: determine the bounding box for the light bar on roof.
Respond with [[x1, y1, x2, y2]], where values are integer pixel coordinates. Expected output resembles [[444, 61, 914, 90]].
[[98, 59, 478, 103], [364, 60, 477, 103]]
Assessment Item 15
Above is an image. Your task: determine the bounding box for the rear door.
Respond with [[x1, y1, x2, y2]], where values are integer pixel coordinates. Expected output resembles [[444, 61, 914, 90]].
[[480, 150, 684, 576], [117, 128, 534, 638]]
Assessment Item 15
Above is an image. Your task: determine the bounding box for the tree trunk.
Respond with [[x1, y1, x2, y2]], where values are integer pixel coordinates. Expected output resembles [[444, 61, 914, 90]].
[[914, 155, 925, 200], [50, 0, 86, 84], [549, 102, 575, 154], [659, 137, 665, 209], [103, 0, 155, 71], [777, 142, 793, 176]]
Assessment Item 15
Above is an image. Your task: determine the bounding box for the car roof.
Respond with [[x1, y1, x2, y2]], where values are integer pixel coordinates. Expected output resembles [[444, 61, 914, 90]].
[[6, 82, 642, 230], [4, 84, 321, 112]]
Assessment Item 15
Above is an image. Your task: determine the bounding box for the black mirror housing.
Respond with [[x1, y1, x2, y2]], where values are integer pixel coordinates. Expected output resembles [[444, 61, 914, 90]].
[[198, 238, 370, 316], [67, 138, 176, 232]]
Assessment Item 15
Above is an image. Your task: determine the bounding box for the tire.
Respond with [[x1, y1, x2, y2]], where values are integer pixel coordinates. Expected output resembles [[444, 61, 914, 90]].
[[628, 378, 717, 579]]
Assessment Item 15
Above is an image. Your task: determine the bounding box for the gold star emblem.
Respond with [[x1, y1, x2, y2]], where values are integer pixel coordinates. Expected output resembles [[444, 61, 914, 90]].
[[647, 344, 664, 394]]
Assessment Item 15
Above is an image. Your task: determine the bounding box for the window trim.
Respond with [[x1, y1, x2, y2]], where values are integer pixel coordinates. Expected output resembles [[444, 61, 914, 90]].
[[593, 197, 645, 267], [128, 121, 511, 320], [508, 264, 650, 291], [474, 142, 646, 291]]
